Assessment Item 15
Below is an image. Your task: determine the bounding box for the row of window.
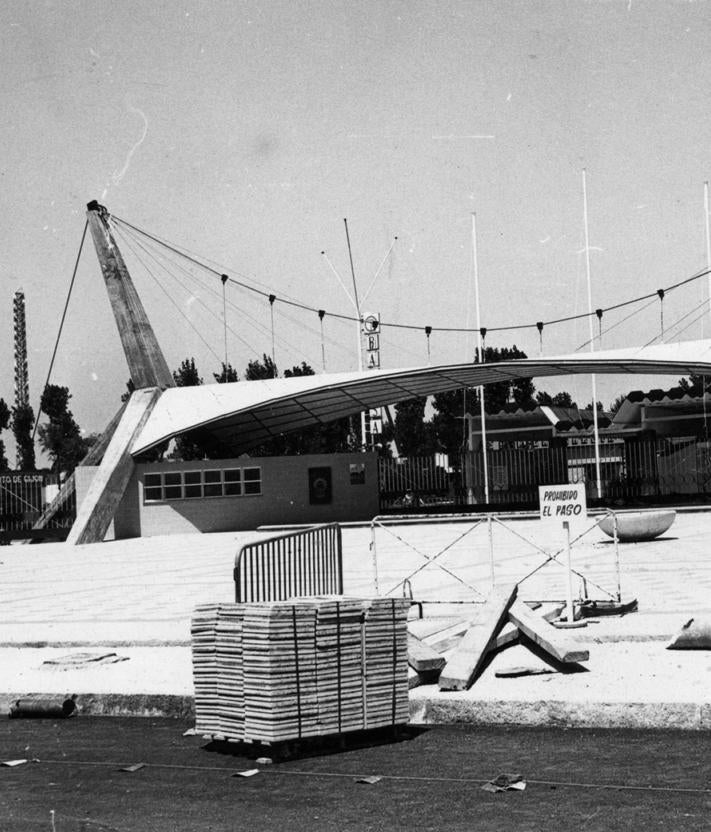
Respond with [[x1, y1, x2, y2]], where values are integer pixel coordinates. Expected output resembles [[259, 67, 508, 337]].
[[143, 468, 262, 503]]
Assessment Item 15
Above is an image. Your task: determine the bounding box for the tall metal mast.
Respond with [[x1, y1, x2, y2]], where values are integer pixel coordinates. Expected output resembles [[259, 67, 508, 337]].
[[13, 290, 29, 468]]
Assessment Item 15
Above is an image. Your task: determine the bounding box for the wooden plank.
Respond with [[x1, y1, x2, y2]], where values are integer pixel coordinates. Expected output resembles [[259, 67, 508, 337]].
[[407, 633, 445, 673], [507, 599, 589, 664], [438, 584, 518, 691], [66, 388, 162, 545]]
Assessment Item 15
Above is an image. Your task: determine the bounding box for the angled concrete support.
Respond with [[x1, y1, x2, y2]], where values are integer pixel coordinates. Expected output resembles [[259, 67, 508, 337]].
[[66, 388, 161, 545], [86, 201, 174, 391]]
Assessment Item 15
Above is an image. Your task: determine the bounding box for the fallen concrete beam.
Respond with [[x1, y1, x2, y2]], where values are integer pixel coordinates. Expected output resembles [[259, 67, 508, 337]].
[[508, 599, 589, 663], [407, 633, 445, 673], [438, 584, 518, 691]]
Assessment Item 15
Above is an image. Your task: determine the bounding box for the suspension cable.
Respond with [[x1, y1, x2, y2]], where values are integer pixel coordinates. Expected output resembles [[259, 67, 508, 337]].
[[32, 219, 88, 439], [111, 213, 711, 338]]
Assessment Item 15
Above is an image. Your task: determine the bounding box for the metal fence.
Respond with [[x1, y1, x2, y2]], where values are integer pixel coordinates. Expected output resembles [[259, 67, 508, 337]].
[[378, 456, 451, 509], [233, 523, 343, 603], [378, 438, 711, 509], [0, 470, 76, 542]]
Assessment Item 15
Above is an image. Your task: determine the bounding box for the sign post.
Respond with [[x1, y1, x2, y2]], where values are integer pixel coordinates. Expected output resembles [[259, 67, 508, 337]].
[[538, 484, 587, 622]]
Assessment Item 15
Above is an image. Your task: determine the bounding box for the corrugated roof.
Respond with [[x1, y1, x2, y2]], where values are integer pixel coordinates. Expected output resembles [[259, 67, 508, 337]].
[[130, 339, 711, 457]]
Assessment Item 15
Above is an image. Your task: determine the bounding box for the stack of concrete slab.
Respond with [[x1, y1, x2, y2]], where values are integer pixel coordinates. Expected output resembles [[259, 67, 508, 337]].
[[190, 596, 410, 744]]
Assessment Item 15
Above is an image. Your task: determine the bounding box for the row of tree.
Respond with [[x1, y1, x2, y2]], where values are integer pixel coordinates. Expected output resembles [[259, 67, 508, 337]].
[[0, 385, 94, 476]]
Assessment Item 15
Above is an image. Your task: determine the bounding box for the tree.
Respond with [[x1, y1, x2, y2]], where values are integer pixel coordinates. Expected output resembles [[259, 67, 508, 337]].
[[583, 400, 605, 412], [473, 345, 536, 413], [284, 361, 314, 378], [37, 385, 86, 475], [381, 397, 437, 457], [536, 391, 577, 408], [245, 354, 278, 380], [173, 357, 203, 387], [609, 393, 626, 415], [120, 379, 135, 403], [171, 358, 207, 460], [0, 398, 10, 470], [430, 389, 468, 458], [248, 360, 355, 455], [12, 402, 35, 471], [213, 363, 239, 383]]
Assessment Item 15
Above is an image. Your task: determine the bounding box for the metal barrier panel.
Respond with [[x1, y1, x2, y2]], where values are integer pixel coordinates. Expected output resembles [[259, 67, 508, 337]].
[[234, 523, 343, 603]]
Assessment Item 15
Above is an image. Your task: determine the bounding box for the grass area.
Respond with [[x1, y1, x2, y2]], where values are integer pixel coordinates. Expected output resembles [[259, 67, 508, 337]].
[[1, 718, 710, 831]]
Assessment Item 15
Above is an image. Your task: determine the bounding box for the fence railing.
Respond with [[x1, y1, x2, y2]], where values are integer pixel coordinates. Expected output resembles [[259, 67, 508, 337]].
[[378, 438, 711, 509], [378, 456, 452, 509], [234, 523, 343, 603]]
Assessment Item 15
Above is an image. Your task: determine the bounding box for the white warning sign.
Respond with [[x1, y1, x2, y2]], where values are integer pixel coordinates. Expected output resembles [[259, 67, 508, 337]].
[[538, 484, 587, 538]]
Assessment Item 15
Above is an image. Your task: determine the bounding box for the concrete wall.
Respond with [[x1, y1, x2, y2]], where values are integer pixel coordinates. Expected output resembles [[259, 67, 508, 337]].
[[111, 453, 379, 538]]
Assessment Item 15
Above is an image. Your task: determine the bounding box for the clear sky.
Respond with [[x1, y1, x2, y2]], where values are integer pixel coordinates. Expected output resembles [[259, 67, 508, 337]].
[[3, 0, 711, 459]]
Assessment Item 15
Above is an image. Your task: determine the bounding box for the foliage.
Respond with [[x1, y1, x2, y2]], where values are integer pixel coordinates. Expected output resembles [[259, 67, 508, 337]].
[[284, 362, 314, 378], [381, 397, 437, 457], [245, 354, 278, 380], [120, 379, 136, 403], [11, 402, 36, 471], [213, 363, 239, 383], [536, 391, 577, 408], [0, 397, 9, 470], [430, 389, 468, 459], [472, 345, 536, 413], [173, 357, 203, 387], [676, 373, 711, 396], [169, 358, 207, 460], [609, 393, 627, 415], [37, 385, 85, 474], [248, 360, 355, 455]]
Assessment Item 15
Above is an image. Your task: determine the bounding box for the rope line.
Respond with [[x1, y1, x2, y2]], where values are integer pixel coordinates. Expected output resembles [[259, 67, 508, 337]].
[[115, 219, 349, 369], [114, 227, 224, 365], [30, 758, 711, 794], [32, 219, 89, 439], [111, 214, 711, 338], [575, 296, 657, 352]]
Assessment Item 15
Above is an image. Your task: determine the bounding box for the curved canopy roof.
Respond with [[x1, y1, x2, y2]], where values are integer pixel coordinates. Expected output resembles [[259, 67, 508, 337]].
[[130, 339, 711, 457]]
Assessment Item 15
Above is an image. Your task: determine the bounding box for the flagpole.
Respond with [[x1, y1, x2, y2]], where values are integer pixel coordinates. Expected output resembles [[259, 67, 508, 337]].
[[582, 169, 603, 500], [472, 213, 490, 504], [705, 182, 711, 324]]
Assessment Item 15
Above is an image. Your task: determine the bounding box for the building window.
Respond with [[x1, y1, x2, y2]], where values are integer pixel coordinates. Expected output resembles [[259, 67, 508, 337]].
[[350, 463, 366, 485], [143, 467, 262, 503]]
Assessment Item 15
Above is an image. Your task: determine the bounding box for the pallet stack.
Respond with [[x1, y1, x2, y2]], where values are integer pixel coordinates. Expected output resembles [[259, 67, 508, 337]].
[[190, 603, 222, 736], [190, 596, 410, 743]]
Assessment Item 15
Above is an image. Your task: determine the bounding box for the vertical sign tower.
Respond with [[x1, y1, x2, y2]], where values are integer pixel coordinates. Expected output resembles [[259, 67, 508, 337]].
[[13, 290, 29, 468], [362, 314, 383, 448]]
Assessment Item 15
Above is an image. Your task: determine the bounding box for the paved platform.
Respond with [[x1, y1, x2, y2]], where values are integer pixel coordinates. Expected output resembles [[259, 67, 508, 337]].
[[1, 511, 710, 728]]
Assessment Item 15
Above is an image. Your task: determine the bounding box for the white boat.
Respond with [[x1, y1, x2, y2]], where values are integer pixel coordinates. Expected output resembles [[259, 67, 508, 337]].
[[599, 509, 676, 542]]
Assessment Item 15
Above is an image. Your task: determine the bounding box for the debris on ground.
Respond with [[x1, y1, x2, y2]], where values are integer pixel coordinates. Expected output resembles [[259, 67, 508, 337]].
[[119, 763, 145, 773], [9, 695, 77, 719], [1, 759, 28, 767], [494, 666, 554, 678], [42, 652, 129, 667], [356, 775, 382, 785], [232, 769, 259, 778], [481, 772, 527, 793], [667, 617, 711, 649]]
